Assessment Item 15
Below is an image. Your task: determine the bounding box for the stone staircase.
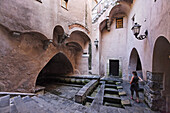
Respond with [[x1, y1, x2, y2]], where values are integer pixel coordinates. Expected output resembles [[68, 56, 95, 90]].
[[0, 94, 87, 113]]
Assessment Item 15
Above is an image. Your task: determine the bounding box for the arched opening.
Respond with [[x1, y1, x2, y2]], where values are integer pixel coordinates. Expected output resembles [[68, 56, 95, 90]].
[[99, 19, 108, 32], [65, 31, 91, 74], [152, 36, 170, 112], [128, 48, 143, 80], [36, 52, 73, 86], [66, 30, 90, 49], [109, 1, 130, 24], [53, 25, 65, 45], [152, 37, 170, 74]]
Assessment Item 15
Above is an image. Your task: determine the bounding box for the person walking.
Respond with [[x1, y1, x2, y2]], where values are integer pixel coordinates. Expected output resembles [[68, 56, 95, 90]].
[[130, 71, 143, 103]]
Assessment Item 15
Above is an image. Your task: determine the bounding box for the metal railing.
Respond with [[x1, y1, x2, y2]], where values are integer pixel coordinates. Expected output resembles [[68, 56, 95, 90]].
[[92, 0, 119, 23]]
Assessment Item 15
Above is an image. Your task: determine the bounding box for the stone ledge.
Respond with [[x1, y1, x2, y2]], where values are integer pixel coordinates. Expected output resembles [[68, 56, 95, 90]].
[[121, 100, 131, 106], [0, 92, 36, 96], [75, 80, 99, 104]]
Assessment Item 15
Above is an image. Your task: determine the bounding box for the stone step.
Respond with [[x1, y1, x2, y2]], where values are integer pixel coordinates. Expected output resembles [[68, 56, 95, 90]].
[[32, 96, 60, 112], [86, 96, 94, 103], [117, 86, 123, 89], [0, 95, 10, 113], [119, 91, 126, 96], [104, 89, 119, 94], [105, 84, 117, 89], [44, 97, 80, 112], [104, 96, 121, 104], [23, 96, 48, 113], [121, 100, 131, 106], [39, 95, 87, 113], [22, 96, 32, 103], [13, 96, 31, 113], [10, 104, 18, 113]]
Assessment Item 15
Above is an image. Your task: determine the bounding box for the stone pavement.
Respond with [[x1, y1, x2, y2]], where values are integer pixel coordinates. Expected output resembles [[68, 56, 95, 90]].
[[0, 76, 160, 113]]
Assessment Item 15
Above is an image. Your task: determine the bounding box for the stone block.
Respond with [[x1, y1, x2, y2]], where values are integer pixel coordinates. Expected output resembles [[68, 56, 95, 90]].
[[119, 91, 126, 96], [13, 96, 30, 113], [115, 82, 121, 85], [147, 71, 163, 82], [147, 80, 160, 91], [117, 86, 123, 89], [144, 85, 161, 95], [10, 104, 18, 113], [0, 95, 10, 107], [0, 106, 10, 113], [121, 100, 131, 106]]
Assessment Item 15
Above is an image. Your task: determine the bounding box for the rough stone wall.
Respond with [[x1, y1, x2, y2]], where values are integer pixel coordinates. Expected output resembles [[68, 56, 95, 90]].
[[0, 0, 92, 92], [0, 25, 81, 92], [144, 72, 166, 111]]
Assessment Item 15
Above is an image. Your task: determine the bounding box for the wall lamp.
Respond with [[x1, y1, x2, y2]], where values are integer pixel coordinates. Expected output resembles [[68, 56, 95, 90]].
[[94, 38, 99, 48], [131, 23, 148, 40]]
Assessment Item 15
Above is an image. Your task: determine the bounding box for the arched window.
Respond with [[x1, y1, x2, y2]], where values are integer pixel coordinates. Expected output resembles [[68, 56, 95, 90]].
[[61, 0, 68, 9]]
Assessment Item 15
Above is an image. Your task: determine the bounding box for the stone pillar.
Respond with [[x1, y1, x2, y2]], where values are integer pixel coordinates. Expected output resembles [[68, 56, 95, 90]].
[[144, 71, 166, 111]]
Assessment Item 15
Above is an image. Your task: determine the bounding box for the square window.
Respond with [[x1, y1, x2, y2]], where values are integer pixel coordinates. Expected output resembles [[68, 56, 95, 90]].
[[116, 18, 123, 29]]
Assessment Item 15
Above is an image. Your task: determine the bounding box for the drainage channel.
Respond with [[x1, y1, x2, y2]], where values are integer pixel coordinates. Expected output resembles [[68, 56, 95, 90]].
[[84, 83, 101, 107], [76, 79, 131, 109]]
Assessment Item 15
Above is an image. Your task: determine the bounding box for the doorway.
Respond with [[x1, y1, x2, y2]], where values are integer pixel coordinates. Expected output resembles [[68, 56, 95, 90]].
[[109, 60, 119, 76]]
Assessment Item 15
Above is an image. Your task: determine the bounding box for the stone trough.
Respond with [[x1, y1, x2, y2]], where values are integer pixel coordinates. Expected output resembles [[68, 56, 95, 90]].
[[75, 80, 99, 104]]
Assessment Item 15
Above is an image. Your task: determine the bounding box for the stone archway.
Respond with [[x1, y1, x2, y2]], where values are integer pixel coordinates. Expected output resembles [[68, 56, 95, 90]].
[[128, 48, 143, 80], [65, 30, 91, 74], [53, 25, 65, 45], [36, 52, 73, 85], [152, 36, 170, 112]]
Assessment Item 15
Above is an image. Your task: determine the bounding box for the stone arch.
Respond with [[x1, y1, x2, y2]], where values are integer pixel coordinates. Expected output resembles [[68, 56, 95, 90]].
[[66, 30, 91, 75], [66, 42, 83, 54], [66, 30, 91, 49], [152, 36, 170, 93], [99, 19, 108, 32], [53, 25, 65, 45], [68, 23, 90, 35], [66, 42, 83, 70], [36, 52, 74, 85], [128, 48, 143, 80], [108, 1, 130, 23]]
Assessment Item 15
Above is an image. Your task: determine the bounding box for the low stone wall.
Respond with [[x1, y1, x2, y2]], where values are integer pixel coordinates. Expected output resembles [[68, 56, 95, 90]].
[[75, 80, 99, 104], [144, 71, 166, 111]]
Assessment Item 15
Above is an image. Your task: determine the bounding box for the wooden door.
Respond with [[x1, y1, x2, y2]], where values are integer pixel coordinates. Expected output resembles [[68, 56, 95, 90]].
[[109, 60, 119, 76]]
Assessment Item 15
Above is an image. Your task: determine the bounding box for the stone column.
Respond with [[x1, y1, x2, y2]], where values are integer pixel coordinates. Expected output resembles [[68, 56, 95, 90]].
[[144, 71, 166, 111]]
